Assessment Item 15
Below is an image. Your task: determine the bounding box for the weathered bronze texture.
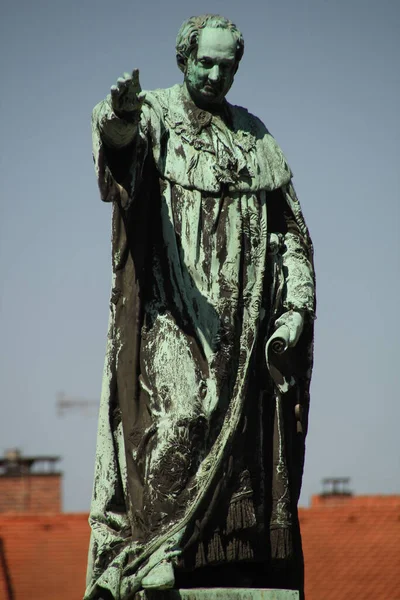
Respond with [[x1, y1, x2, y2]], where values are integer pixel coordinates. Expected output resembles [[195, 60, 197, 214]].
[[86, 14, 315, 600]]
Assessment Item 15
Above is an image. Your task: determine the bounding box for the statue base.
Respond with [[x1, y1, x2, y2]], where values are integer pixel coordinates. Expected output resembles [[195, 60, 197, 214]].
[[135, 589, 299, 600]]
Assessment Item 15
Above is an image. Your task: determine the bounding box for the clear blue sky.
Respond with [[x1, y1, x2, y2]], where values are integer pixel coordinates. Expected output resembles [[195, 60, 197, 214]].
[[0, 0, 399, 512]]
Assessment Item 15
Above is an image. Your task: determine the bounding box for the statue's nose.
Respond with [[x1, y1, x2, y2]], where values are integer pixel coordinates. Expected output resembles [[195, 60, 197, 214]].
[[208, 65, 220, 82]]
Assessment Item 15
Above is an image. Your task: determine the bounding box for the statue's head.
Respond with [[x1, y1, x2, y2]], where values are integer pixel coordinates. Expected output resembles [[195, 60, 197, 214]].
[[176, 15, 244, 109]]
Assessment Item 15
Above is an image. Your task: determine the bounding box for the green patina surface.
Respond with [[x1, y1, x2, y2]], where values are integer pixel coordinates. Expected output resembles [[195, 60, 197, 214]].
[[86, 14, 315, 600]]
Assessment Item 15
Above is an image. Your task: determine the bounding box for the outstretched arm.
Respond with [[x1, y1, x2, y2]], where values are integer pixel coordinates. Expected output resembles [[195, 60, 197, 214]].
[[91, 70, 150, 204], [93, 69, 144, 149]]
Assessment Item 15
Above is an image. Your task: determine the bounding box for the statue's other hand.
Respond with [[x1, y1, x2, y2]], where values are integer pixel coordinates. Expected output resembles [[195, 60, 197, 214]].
[[274, 310, 304, 349], [110, 68, 143, 119]]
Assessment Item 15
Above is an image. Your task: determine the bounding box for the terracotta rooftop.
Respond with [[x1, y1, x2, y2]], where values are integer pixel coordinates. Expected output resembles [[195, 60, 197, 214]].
[[0, 495, 399, 599], [300, 494, 400, 600], [0, 513, 90, 600]]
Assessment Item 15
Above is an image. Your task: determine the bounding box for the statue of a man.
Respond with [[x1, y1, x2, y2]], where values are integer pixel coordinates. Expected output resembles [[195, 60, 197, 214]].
[[86, 14, 315, 600]]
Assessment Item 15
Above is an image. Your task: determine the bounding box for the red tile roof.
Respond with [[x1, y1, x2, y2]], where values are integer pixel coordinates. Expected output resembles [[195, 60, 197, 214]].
[[300, 496, 400, 600], [0, 513, 90, 600], [0, 496, 398, 600]]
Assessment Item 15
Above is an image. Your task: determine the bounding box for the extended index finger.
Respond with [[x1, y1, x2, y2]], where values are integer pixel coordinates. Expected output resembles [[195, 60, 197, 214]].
[[131, 68, 141, 91]]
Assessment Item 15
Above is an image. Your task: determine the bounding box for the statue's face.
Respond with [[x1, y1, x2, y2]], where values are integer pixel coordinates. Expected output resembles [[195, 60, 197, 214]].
[[185, 27, 237, 109]]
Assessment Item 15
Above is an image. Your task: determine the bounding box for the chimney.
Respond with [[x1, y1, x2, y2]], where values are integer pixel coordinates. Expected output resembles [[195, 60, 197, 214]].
[[311, 477, 353, 507], [0, 449, 62, 514]]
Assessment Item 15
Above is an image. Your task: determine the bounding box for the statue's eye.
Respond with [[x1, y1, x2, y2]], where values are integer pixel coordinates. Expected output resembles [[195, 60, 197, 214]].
[[200, 59, 213, 68], [220, 61, 234, 72]]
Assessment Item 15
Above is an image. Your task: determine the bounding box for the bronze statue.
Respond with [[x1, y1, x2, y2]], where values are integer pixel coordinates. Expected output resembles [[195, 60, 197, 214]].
[[86, 14, 315, 600]]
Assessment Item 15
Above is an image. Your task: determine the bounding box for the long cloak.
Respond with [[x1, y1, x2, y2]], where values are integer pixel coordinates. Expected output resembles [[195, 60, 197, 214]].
[[85, 85, 315, 600]]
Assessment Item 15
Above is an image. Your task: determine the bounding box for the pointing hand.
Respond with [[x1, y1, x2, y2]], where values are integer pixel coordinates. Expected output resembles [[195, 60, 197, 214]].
[[110, 69, 143, 119]]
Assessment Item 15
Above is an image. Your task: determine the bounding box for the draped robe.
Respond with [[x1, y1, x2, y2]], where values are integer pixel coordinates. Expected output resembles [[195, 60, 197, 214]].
[[85, 84, 315, 600]]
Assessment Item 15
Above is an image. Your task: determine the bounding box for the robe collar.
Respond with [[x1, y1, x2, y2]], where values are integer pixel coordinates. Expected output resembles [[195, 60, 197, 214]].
[[174, 84, 234, 135]]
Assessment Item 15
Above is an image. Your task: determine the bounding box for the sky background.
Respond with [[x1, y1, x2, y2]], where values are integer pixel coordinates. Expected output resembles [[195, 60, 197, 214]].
[[0, 0, 399, 512]]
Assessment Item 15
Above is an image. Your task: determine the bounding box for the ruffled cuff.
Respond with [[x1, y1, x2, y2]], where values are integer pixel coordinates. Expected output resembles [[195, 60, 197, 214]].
[[92, 96, 137, 149]]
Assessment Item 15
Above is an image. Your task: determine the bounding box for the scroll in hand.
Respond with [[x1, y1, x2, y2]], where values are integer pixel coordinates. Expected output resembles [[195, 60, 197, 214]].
[[265, 310, 304, 394]]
